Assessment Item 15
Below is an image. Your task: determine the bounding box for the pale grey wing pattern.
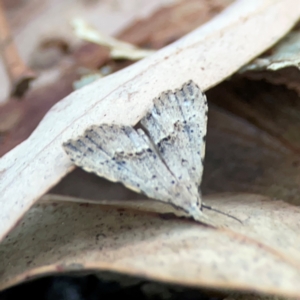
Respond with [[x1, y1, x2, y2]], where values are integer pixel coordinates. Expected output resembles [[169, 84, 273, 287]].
[[141, 80, 208, 187], [63, 124, 191, 208]]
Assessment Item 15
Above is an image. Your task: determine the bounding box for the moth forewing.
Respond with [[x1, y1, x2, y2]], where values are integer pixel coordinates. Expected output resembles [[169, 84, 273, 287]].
[[63, 80, 211, 224]]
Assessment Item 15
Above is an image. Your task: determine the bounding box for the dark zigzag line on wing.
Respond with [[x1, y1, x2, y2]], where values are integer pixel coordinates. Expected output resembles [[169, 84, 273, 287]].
[[175, 84, 198, 182], [175, 82, 206, 185], [81, 126, 176, 198], [141, 91, 193, 186]]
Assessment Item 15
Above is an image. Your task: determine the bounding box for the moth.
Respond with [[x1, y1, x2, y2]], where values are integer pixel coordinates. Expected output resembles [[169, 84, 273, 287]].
[[63, 80, 220, 225]]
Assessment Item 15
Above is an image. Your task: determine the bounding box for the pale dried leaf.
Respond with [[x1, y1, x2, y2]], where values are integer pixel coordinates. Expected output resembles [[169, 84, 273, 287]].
[[1, 0, 300, 242], [72, 18, 155, 60], [73, 73, 103, 90], [1, 194, 300, 298], [41, 194, 190, 218], [241, 31, 300, 72]]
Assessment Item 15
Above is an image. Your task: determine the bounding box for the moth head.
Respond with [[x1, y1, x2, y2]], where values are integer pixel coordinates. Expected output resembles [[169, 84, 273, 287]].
[[187, 202, 203, 217]]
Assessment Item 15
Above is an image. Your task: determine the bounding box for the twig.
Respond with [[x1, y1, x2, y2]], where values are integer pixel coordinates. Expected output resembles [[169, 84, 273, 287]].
[[0, 0, 36, 98]]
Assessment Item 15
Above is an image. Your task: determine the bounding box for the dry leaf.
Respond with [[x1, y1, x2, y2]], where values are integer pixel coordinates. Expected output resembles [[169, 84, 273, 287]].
[[72, 18, 155, 60], [239, 24, 300, 96], [1, 194, 300, 298], [0, 103, 22, 133], [118, 0, 235, 49], [1, 0, 300, 243], [73, 73, 103, 90], [241, 31, 300, 72], [204, 80, 300, 205], [240, 67, 300, 98], [206, 77, 300, 154]]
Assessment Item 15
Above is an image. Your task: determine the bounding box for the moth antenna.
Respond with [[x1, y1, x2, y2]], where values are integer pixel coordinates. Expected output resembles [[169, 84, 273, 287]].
[[201, 204, 243, 224]]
